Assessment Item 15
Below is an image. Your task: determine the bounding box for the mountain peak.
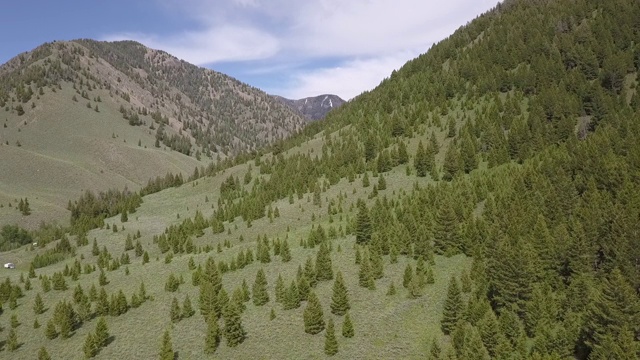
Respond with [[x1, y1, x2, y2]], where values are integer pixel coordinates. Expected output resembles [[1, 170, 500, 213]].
[[276, 94, 346, 121]]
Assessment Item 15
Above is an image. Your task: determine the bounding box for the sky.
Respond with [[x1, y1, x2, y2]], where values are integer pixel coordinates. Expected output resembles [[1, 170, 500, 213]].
[[0, 0, 498, 100]]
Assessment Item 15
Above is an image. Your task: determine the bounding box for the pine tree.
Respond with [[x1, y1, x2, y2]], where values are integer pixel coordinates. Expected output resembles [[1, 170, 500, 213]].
[[477, 310, 504, 358], [34, 292, 45, 314], [170, 297, 182, 322], [315, 242, 334, 282], [415, 140, 429, 177], [223, 301, 246, 347], [428, 338, 441, 360], [95, 316, 109, 349], [403, 263, 413, 288], [330, 271, 350, 316], [38, 347, 52, 360], [304, 291, 325, 334], [159, 329, 174, 360], [370, 249, 384, 279], [280, 239, 292, 262], [284, 280, 300, 310], [585, 268, 640, 357], [442, 144, 460, 181], [342, 312, 354, 338], [358, 252, 375, 290], [441, 276, 463, 334], [433, 199, 459, 255], [355, 201, 372, 244], [182, 295, 195, 318], [7, 328, 18, 351], [324, 318, 339, 356], [387, 281, 397, 296], [199, 281, 219, 319], [297, 275, 311, 302], [252, 268, 269, 306], [204, 314, 220, 354], [84, 332, 98, 358], [461, 324, 491, 360], [45, 318, 58, 339]]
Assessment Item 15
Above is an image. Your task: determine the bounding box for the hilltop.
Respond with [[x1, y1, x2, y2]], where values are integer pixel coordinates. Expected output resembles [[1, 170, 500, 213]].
[[276, 94, 346, 121], [0, 40, 304, 227], [1, 0, 639, 359]]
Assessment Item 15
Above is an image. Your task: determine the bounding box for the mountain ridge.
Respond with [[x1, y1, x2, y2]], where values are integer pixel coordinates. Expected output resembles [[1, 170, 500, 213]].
[[0, 39, 305, 227], [276, 94, 345, 121]]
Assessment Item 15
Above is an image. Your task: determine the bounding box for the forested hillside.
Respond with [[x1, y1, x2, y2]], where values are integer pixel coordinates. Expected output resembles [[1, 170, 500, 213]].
[[0, 0, 638, 358]]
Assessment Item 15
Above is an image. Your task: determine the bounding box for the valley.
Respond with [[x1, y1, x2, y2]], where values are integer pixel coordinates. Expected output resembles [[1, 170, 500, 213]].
[[0, 0, 639, 359]]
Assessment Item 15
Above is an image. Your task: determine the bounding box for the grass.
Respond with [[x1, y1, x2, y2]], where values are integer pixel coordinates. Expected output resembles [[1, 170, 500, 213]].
[[0, 82, 202, 228], [0, 149, 471, 359]]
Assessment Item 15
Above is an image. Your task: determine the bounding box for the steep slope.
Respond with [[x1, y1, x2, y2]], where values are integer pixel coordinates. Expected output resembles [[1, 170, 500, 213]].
[[0, 40, 304, 227], [276, 94, 346, 120], [2, 0, 640, 359]]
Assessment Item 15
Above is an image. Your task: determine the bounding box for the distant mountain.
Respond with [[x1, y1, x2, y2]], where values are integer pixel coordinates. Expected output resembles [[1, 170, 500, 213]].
[[0, 39, 305, 227], [276, 94, 345, 121]]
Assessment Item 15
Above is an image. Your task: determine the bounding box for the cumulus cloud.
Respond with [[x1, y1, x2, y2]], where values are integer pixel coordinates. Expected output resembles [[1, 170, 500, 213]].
[[273, 52, 418, 100], [103, 0, 499, 99], [103, 25, 279, 64]]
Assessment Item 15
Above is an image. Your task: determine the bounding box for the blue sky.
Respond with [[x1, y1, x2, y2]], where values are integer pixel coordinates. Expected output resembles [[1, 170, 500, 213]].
[[0, 0, 498, 100]]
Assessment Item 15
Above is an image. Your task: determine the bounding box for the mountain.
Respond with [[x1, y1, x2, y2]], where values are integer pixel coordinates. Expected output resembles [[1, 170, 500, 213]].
[[2, 0, 640, 359], [276, 94, 345, 120], [0, 40, 305, 227]]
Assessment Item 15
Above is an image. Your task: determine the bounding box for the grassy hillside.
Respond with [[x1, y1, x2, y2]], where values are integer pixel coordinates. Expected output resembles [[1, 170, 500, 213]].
[[1, 0, 640, 359], [0, 81, 201, 227], [0, 40, 305, 228]]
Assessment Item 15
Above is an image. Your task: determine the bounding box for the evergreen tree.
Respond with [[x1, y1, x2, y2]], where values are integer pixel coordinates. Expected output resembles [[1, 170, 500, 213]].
[[387, 281, 397, 296], [355, 201, 372, 244], [252, 268, 269, 306], [403, 263, 413, 288], [433, 199, 459, 255], [199, 281, 219, 319], [584, 268, 640, 357], [84, 332, 98, 358], [284, 280, 300, 310], [170, 297, 182, 322], [45, 318, 58, 339], [159, 329, 174, 360], [370, 249, 384, 279], [358, 251, 375, 290], [182, 295, 195, 318], [441, 276, 463, 334], [95, 316, 109, 349], [304, 291, 325, 334], [428, 338, 441, 360], [204, 314, 220, 354], [415, 140, 428, 177], [34, 292, 45, 314], [330, 271, 350, 315], [324, 318, 339, 356], [7, 328, 18, 351], [38, 347, 51, 360], [315, 242, 334, 282], [280, 239, 292, 262], [342, 312, 354, 338], [223, 301, 246, 347]]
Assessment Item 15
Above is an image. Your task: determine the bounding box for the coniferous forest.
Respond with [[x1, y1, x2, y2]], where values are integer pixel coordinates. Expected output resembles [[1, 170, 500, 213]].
[[0, 0, 639, 358]]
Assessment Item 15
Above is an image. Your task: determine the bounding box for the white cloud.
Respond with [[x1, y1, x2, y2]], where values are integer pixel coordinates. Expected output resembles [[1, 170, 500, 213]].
[[103, 0, 500, 98], [103, 25, 280, 64], [274, 52, 417, 100]]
